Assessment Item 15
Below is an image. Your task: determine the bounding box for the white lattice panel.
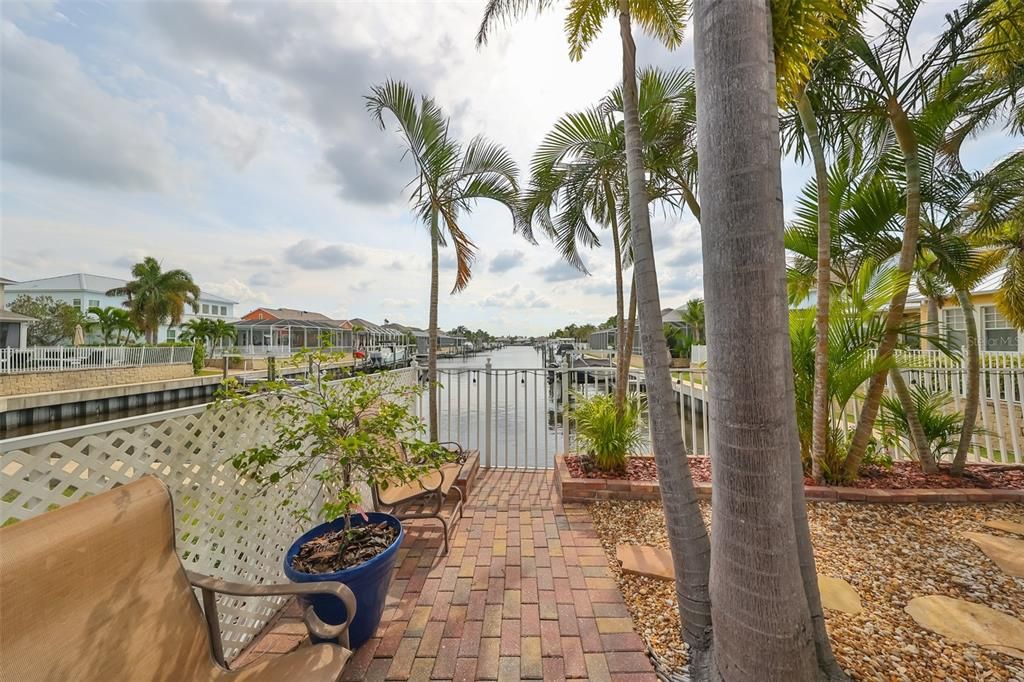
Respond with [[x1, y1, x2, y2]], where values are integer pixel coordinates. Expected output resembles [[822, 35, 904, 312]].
[[0, 402, 327, 660]]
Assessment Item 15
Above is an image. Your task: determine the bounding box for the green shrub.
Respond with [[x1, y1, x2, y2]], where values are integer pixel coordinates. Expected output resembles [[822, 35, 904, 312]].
[[191, 341, 206, 375], [878, 385, 966, 463], [571, 391, 645, 472]]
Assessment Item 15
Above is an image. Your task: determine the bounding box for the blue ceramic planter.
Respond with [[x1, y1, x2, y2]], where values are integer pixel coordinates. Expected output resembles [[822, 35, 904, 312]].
[[283, 512, 404, 650]]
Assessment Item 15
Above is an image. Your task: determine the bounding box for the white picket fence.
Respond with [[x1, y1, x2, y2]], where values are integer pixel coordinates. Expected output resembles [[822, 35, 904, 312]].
[[672, 365, 1023, 464], [0, 345, 194, 374], [891, 348, 1022, 369], [0, 365, 417, 661]]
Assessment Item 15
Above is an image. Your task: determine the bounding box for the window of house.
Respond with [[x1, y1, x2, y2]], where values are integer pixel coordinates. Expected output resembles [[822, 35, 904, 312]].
[[88, 299, 100, 308], [943, 308, 966, 349], [983, 306, 1018, 351], [220, 305, 227, 316], [72, 298, 82, 308], [202, 304, 209, 314], [167, 329, 176, 341]]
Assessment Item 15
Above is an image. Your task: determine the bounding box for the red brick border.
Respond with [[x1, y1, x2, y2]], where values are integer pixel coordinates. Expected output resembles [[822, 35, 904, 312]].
[[555, 456, 1024, 504]]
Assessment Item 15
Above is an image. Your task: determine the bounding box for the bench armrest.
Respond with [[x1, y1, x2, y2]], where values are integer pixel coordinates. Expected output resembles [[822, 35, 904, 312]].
[[187, 570, 357, 665]]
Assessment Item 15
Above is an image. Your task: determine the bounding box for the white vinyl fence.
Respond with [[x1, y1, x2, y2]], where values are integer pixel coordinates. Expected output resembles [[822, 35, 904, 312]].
[[0, 345, 194, 374], [672, 365, 1024, 465], [0, 366, 417, 661]]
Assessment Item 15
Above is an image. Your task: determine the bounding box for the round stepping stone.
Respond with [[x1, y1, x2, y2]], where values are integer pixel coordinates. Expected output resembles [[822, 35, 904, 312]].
[[983, 519, 1024, 536], [817, 575, 862, 615], [962, 532, 1024, 578], [905, 595, 1024, 660]]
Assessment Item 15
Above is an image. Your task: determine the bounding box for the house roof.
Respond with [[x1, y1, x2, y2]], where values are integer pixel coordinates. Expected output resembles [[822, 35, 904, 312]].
[[232, 318, 344, 330], [904, 268, 1005, 306], [249, 307, 332, 321], [7, 273, 127, 295], [0, 277, 17, 286], [6, 273, 237, 304], [0, 310, 37, 323]]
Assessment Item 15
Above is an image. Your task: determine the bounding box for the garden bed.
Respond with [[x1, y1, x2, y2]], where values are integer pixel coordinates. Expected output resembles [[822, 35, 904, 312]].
[[557, 455, 1024, 504], [589, 499, 1024, 681]]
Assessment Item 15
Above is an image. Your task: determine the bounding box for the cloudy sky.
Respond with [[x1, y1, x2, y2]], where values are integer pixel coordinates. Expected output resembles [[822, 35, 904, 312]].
[[0, 1, 1014, 335]]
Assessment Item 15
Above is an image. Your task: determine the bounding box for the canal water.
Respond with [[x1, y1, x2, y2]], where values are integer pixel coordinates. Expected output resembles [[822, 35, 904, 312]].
[[4, 345, 705, 462], [429, 345, 705, 467]]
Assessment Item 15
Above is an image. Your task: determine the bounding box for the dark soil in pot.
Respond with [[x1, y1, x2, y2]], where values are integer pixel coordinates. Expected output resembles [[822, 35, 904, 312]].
[[291, 521, 399, 574]]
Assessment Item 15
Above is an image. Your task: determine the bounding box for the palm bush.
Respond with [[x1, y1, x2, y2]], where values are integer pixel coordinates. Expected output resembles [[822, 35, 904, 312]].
[[878, 385, 967, 464], [789, 265, 906, 482], [571, 391, 645, 472]]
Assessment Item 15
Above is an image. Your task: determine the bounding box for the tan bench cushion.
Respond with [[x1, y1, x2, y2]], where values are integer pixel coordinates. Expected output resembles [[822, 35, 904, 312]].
[[0, 477, 347, 682], [377, 461, 462, 506]]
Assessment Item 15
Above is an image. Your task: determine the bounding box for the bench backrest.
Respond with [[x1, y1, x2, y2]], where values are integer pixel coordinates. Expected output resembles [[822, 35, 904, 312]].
[[0, 477, 216, 681]]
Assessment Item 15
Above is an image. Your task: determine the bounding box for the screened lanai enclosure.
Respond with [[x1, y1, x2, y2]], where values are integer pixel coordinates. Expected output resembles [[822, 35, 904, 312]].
[[229, 318, 352, 357]]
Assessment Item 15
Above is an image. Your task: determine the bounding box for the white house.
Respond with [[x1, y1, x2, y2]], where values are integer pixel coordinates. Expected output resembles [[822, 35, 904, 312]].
[[0, 277, 35, 348], [4, 273, 237, 344]]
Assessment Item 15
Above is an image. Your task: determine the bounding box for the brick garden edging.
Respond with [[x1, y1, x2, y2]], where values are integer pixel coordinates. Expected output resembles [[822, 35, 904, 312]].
[[555, 455, 1024, 504]]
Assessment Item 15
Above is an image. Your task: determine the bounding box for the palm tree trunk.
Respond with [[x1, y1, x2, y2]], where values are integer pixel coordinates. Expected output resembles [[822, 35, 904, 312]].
[[617, 0, 713, 666], [925, 298, 940, 351], [797, 91, 830, 486], [951, 289, 979, 474], [694, 0, 830, 677], [605, 181, 627, 414], [676, 177, 702, 222], [428, 209, 440, 442], [843, 100, 923, 480], [617, 274, 637, 410], [889, 367, 938, 473]]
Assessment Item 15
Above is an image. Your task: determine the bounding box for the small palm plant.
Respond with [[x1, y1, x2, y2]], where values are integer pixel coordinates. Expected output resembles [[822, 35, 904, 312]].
[[571, 391, 646, 473], [878, 386, 968, 465]]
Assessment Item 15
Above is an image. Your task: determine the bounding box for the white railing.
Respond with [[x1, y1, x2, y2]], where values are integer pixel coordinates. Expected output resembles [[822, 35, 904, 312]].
[[0, 365, 417, 661], [0, 345, 195, 374], [671, 366, 1023, 465], [210, 344, 354, 359], [890, 348, 1022, 368], [690, 345, 708, 365], [413, 360, 647, 469]]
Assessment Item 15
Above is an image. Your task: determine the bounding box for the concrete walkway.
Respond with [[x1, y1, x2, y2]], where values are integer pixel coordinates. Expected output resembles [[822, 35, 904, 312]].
[[236, 469, 657, 681]]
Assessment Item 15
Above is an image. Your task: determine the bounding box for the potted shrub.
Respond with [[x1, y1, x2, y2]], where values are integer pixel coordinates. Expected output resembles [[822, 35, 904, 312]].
[[218, 349, 450, 649], [571, 391, 646, 473]]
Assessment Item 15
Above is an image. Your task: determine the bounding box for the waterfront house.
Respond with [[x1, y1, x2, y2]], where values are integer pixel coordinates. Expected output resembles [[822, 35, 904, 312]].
[[233, 308, 353, 355], [0, 277, 35, 348], [904, 269, 1022, 353], [3, 273, 237, 344], [588, 307, 695, 356]]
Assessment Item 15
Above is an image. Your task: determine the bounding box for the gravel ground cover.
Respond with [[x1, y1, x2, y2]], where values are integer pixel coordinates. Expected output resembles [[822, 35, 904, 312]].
[[589, 499, 1024, 681], [567, 455, 1024, 489]]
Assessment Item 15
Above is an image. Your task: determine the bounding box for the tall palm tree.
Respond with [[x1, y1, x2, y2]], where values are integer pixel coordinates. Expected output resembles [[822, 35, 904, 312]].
[[835, 0, 996, 478], [478, 0, 714, 660], [774, 0, 865, 485], [526, 69, 691, 415], [367, 80, 520, 442], [106, 257, 200, 345], [524, 104, 628, 404], [694, 0, 847, 676]]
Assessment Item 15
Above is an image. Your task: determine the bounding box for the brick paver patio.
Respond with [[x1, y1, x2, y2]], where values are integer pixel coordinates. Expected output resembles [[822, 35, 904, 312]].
[[235, 468, 657, 681]]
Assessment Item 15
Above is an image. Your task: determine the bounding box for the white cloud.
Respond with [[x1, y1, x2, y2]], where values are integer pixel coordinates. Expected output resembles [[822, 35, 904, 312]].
[[194, 96, 268, 170], [0, 21, 182, 191]]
